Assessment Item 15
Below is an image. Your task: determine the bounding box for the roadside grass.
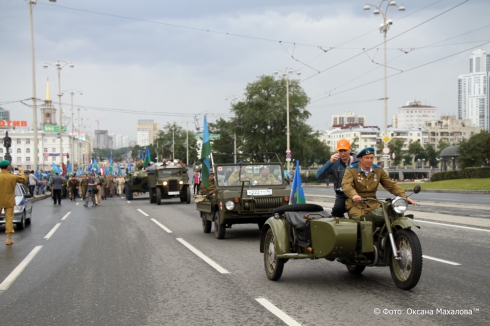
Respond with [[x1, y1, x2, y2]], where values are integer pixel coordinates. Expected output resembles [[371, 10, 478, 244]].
[[400, 178, 490, 191]]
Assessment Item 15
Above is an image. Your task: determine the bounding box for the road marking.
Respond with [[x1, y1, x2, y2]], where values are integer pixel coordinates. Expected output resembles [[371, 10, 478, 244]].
[[423, 255, 461, 266], [127, 201, 131, 204], [416, 219, 490, 232], [0, 246, 43, 291], [61, 212, 71, 220], [151, 218, 172, 233], [176, 238, 229, 274], [137, 209, 149, 217], [76, 203, 79, 206], [44, 223, 61, 240], [256, 298, 302, 326]]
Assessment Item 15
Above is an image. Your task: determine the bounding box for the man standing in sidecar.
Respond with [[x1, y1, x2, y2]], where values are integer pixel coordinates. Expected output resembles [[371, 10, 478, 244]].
[[342, 147, 416, 219], [316, 138, 358, 218]]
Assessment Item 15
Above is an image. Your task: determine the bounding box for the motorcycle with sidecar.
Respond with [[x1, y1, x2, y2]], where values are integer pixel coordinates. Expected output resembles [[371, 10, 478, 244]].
[[260, 186, 423, 290]]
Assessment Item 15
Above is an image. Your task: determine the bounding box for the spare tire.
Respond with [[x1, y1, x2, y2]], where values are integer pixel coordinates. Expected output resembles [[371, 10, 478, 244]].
[[272, 204, 324, 215]]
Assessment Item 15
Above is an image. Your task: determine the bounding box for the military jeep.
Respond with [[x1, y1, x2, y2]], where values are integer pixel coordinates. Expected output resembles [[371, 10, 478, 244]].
[[147, 165, 191, 205], [124, 171, 149, 200], [196, 162, 289, 239]]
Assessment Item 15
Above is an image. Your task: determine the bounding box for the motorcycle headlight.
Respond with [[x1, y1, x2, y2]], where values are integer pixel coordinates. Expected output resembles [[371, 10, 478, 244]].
[[392, 197, 408, 214], [225, 201, 235, 211]]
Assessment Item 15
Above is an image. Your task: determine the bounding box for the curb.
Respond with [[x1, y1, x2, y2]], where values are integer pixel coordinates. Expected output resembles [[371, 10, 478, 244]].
[[31, 194, 52, 203]]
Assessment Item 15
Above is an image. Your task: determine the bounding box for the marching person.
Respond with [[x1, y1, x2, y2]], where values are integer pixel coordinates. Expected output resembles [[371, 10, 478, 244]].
[[51, 172, 63, 205], [68, 174, 79, 201], [28, 170, 39, 196], [342, 147, 417, 220], [193, 171, 200, 194], [84, 174, 98, 207], [80, 174, 88, 200], [316, 138, 358, 218], [0, 160, 27, 245], [95, 173, 104, 204], [117, 175, 125, 197]]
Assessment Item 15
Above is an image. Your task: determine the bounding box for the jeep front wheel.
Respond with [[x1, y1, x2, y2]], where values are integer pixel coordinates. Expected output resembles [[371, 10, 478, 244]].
[[156, 187, 162, 205], [214, 211, 226, 239]]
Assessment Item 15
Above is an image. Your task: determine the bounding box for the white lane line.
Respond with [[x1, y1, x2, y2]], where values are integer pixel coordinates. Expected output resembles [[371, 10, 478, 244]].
[[151, 218, 172, 233], [137, 209, 149, 217], [423, 255, 461, 266], [256, 298, 302, 326], [61, 212, 71, 220], [127, 201, 131, 204], [176, 238, 229, 274], [0, 246, 43, 291], [44, 223, 61, 240], [416, 219, 490, 232], [76, 203, 79, 206]]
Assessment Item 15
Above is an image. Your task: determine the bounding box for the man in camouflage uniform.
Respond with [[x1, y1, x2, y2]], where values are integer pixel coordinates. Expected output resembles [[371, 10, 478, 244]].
[[80, 174, 88, 200], [253, 166, 278, 185], [342, 147, 417, 219], [68, 174, 79, 201]]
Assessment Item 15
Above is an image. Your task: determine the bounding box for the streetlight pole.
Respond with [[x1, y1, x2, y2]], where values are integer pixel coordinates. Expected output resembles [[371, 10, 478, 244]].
[[274, 68, 301, 172], [364, 1, 405, 170], [225, 95, 241, 164], [63, 89, 82, 168], [44, 60, 74, 167], [27, 0, 40, 169]]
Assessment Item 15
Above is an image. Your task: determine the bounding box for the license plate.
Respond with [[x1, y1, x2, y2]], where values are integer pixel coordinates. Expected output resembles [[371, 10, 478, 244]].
[[168, 191, 180, 195], [246, 189, 272, 196]]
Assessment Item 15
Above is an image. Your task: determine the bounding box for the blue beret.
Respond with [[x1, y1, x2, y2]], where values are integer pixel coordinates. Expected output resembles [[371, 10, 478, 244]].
[[357, 147, 375, 158]]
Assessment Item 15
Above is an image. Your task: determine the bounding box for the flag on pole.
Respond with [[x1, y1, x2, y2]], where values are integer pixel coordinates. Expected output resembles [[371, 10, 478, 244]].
[[51, 162, 61, 174], [200, 115, 212, 189], [89, 159, 93, 172], [35, 165, 41, 180], [62, 162, 67, 176], [109, 152, 114, 174], [289, 160, 306, 205], [144, 146, 151, 167], [94, 158, 99, 172], [67, 162, 72, 175]]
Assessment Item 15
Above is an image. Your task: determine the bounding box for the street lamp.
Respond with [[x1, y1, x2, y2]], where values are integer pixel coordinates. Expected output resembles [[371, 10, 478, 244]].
[[274, 68, 301, 172], [363, 1, 406, 171], [62, 89, 82, 167], [44, 60, 74, 166]]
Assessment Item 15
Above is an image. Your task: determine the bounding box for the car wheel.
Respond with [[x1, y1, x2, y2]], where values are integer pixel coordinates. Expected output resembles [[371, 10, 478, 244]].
[[202, 213, 211, 233], [186, 186, 191, 204], [346, 265, 366, 274], [258, 221, 265, 230], [26, 207, 32, 226], [150, 189, 155, 203], [156, 187, 162, 205], [214, 211, 225, 239], [16, 210, 26, 230], [264, 228, 285, 281], [125, 187, 133, 200], [272, 204, 324, 215]]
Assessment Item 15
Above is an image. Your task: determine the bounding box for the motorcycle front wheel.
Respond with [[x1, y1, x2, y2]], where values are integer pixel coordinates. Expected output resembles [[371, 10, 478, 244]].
[[390, 229, 423, 290], [264, 228, 285, 281]]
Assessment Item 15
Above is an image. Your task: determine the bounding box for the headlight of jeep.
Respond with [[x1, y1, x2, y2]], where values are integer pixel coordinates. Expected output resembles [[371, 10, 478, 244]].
[[392, 197, 408, 214], [225, 201, 235, 211], [163, 181, 168, 186], [179, 181, 183, 185]]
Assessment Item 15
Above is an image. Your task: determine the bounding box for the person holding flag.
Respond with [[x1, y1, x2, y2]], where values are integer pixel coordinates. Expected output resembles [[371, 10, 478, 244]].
[[289, 160, 306, 205]]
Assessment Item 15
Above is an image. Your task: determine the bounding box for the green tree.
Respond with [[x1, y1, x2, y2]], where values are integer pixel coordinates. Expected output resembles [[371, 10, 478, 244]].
[[230, 75, 318, 166], [408, 140, 427, 167], [425, 143, 438, 168], [208, 118, 243, 163], [437, 139, 451, 155], [388, 138, 404, 166], [153, 124, 198, 164], [457, 131, 490, 168]]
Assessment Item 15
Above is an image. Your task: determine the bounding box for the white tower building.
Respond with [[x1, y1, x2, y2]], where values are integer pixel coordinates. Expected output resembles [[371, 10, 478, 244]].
[[458, 49, 490, 130]]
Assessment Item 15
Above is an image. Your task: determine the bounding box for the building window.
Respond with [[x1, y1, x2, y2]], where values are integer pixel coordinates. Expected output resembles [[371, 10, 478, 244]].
[[44, 156, 48, 161], [52, 139, 56, 143], [17, 139, 21, 144], [44, 148, 48, 152], [26, 165, 31, 169], [26, 139, 31, 144], [52, 148, 56, 152], [0, 149, 2, 154], [17, 148, 21, 153], [26, 148, 31, 153], [17, 157, 21, 161], [26, 157, 31, 162]]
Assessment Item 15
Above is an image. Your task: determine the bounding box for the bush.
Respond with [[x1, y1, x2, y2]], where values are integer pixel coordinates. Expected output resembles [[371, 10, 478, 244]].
[[430, 167, 490, 181]]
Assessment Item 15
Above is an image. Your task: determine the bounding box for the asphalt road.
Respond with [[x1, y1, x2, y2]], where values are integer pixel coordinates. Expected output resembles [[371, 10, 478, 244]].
[[0, 193, 488, 326]]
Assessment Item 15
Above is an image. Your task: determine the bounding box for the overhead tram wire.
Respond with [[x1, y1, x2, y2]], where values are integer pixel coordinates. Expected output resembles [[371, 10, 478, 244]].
[[311, 40, 490, 104], [310, 24, 490, 101], [301, 0, 470, 83]]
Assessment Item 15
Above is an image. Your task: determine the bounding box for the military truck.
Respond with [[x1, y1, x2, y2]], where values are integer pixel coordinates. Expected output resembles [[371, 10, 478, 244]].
[[196, 162, 289, 239], [124, 171, 149, 200], [147, 165, 191, 205]]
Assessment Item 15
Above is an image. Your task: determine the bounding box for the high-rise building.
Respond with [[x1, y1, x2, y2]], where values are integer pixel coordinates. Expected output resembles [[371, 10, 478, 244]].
[[137, 119, 160, 146], [95, 130, 109, 149], [0, 107, 10, 121], [331, 112, 366, 128], [392, 101, 437, 129], [458, 49, 489, 130]]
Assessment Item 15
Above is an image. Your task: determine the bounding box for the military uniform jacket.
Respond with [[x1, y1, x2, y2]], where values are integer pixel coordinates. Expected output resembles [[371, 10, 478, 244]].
[[253, 174, 278, 185], [0, 171, 27, 208], [342, 163, 407, 200], [68, 179, 79, 189], [80, 178, 88, 187], [227, 171, 254, 186]]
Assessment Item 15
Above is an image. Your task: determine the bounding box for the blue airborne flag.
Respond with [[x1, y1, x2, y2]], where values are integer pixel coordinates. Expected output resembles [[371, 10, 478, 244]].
[[289, 160, 306, 205]]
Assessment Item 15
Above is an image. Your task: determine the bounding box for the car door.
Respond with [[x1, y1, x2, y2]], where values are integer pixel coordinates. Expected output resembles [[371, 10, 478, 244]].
[[18, 184, 33, 218]]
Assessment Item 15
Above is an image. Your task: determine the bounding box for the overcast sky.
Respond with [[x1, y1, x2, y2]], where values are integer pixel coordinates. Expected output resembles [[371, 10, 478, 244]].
[[1, 0, 489, 141]]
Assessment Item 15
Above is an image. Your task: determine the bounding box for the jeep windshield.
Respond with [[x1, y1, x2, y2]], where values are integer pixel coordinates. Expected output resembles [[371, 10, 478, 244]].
[[215, 164, 283, 187], [157, 169, 182, 177]]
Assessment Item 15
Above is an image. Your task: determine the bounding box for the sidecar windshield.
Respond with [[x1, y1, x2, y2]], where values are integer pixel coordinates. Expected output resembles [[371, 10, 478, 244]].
[[215, 164, 283, 187]]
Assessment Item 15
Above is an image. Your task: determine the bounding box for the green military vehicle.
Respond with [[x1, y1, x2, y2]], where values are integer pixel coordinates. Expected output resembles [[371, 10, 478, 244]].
[[124, 170, 149, 200], [196, 161, 290, 239], [147, 165, 191, 205]]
